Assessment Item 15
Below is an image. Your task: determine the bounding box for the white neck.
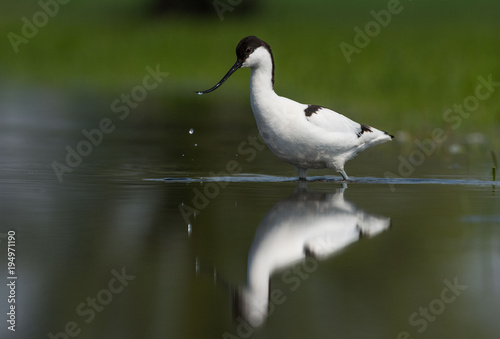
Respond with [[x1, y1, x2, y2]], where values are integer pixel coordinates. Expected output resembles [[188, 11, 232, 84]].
[[248, 60, 278, 117], [246, 47, 276, 100], [249, 64, 274, 95]]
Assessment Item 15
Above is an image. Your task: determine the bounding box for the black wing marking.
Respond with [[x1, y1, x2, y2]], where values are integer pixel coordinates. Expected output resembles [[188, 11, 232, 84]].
[[304, 105, 323, 117], [357, 124, 373, 138]]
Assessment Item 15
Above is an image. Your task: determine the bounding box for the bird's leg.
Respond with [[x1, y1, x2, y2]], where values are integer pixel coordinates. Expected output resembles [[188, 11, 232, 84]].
[[339, 169, 350, 181], [294, 167, 309, 181]]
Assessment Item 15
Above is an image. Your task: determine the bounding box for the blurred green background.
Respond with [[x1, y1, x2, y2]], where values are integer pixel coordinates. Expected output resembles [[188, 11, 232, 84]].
[[2, 0, 499, 138]]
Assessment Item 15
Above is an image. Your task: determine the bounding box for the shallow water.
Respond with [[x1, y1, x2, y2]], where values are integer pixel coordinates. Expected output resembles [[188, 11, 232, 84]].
[[0, 92, 499, 339]]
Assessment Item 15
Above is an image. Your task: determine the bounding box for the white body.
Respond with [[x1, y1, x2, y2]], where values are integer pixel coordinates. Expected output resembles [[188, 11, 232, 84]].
[[242, 46, 392, 178]]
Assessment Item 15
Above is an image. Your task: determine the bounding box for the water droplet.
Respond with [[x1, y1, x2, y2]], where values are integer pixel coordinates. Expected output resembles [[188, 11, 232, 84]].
[[187, 224, 192, 235], [448, 144, 463, 155], [194, 143, 198, 147], [182, 154, 185, 157], [189, 128, 194, 135], [197, 92, 203, 96]]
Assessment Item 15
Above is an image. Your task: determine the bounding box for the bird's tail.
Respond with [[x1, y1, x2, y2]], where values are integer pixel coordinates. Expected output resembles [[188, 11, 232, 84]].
[[359, 126, 393, 147]]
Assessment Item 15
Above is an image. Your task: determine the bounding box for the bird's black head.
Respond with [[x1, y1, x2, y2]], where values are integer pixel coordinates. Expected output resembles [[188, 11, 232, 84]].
[[235, 35, 272, 63], [197, 35, 274, 95]]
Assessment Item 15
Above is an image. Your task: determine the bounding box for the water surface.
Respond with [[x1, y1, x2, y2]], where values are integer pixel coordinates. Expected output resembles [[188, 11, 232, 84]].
[[0, 92, 499, 339]]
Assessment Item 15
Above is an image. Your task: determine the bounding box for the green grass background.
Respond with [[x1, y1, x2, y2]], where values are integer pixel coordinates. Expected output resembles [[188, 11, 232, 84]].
[[1, 0, 500, 138]]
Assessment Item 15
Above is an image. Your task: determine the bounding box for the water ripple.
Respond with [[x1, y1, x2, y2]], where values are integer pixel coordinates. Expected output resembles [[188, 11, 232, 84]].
[[144, 174, 500, 186]]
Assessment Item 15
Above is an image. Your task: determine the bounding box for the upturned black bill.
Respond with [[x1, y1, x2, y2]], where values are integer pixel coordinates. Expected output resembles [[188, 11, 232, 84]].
[[196, 60, 242, 95]]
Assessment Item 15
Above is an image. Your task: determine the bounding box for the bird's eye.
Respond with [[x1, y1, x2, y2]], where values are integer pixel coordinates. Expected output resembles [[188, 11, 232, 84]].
[[246, 47, 252, 53]]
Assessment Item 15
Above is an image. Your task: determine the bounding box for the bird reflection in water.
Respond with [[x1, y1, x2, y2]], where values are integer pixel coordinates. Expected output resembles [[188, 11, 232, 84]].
[[233, 184, 391, 327]]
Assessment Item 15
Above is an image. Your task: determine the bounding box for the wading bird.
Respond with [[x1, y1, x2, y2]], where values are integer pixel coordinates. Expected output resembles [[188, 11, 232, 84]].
[[197, 36, 393, 180]]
